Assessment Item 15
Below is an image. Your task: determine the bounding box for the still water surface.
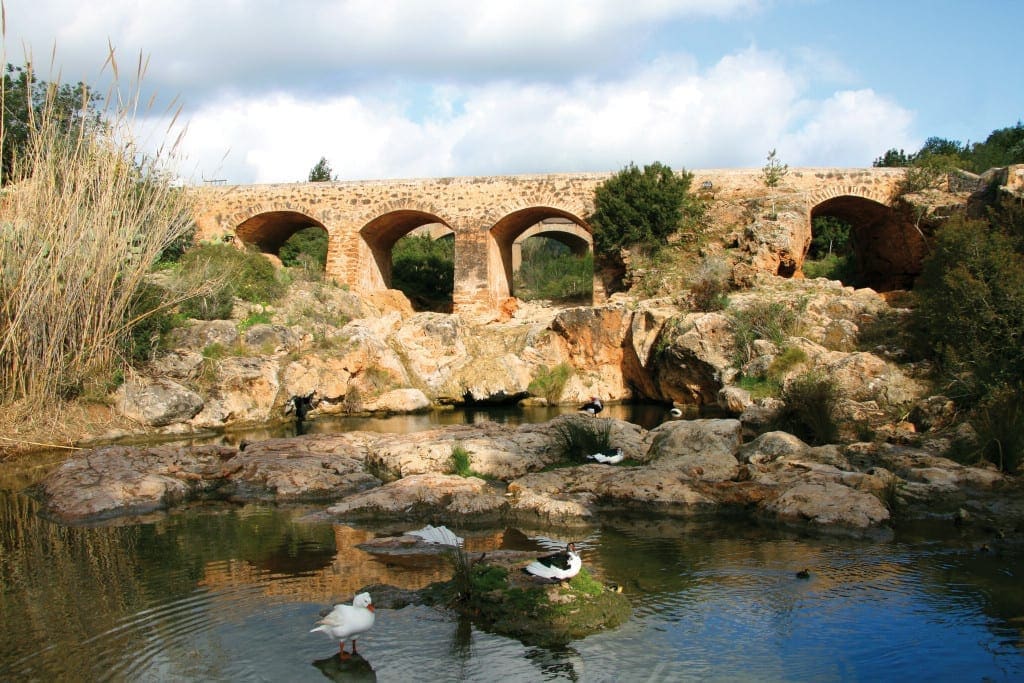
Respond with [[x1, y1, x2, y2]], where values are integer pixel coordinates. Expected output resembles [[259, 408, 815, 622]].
[[1, 406, 1022, 681]]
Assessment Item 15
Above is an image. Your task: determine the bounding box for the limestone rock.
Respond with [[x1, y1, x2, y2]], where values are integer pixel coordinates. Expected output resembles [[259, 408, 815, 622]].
[[325, 472, 508, 521], [115, 377, 204, 427], [170, 319, 239, 350], [763, 480, 890, 528], [646, 419, 743, 481]]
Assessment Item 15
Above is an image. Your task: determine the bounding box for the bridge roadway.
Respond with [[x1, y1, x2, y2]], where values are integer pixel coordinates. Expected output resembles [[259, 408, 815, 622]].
[[191, 167, 904, 314]]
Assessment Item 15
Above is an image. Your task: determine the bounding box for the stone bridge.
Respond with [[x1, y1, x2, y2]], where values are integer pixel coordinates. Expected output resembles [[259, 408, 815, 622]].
[[191, 167, 907, 314]]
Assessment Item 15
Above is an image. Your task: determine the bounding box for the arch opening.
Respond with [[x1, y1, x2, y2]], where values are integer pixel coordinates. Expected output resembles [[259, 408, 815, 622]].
[[806, 196, 927, 291], [360, 210, 454, 312], [489, 208, 594, 305], [236, 211, 326, 255]]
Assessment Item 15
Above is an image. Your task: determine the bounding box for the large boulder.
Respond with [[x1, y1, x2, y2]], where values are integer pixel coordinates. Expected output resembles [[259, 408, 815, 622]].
[[115, 377, 204, 427]]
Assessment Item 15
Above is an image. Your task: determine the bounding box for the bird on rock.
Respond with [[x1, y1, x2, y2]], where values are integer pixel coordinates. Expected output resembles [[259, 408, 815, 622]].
[[586, 447, 625, 465], [523, 543, 582, 582], [311, 592, 376, 659], [579, 397, 604, 416]]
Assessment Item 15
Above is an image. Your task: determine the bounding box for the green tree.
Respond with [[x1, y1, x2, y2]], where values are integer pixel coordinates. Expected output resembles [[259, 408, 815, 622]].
[[760, 149, 789, 218], [589, 161, 694, 253], [873, 148, 913, 167], [308, 156, 335, 182], [911, 199, 1024, 394], [1, 63, 102, 184]]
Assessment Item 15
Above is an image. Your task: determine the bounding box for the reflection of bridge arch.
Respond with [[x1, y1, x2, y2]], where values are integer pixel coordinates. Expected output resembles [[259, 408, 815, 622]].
[[809, 194, 927, 291], [358, 210, 452, 291], [488, 207, 594, 301], [235, 210, 326, 253]]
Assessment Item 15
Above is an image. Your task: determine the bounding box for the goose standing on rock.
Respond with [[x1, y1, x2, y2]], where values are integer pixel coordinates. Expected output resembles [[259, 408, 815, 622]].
[[311, 592, 376, 659], [579, 397, 604, 416], [285, 390, 319, 434], [524, 543, 582, 582]]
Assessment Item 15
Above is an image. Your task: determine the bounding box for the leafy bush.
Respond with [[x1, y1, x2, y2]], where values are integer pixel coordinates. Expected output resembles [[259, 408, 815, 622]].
[[552, 418, 612, 464], [177, 242, 285, 319], [514, 237, 593, 302], [528, 363, 574, 403], [590, 161, 696, 254], [910, 205, 1024, 395], [774, 370, 842, 445]]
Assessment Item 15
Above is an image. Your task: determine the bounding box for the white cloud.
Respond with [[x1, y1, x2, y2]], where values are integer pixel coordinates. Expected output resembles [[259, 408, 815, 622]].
[[163, 47, 915, 184]]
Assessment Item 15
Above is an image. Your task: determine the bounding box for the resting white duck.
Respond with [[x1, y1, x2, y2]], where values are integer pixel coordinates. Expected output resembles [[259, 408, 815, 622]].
[[586, 447, 624, 465], [311, 592, 376, 658], [523, 543, 582, 581]]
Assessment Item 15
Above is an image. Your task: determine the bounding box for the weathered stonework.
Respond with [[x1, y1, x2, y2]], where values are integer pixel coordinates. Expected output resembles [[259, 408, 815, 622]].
[[190, 168, 910, 314]]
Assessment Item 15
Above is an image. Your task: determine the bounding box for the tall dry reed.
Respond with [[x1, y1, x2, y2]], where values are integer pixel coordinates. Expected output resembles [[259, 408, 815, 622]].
[[0, 44, 197, 410]]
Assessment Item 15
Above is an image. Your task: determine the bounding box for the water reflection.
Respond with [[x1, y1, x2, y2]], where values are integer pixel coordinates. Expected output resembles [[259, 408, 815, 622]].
[[312, 652, 376, 682], [2, 483, 1024, 680]]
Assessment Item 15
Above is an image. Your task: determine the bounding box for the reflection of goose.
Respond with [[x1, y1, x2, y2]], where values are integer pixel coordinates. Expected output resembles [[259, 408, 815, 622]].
[[311, 592, 376, 659], [313, 651, 376, 681], [524, 543, 582, 581], [579, 397, 603, 415], [796, 568, 811, 579], [586, 448, 624, 465]]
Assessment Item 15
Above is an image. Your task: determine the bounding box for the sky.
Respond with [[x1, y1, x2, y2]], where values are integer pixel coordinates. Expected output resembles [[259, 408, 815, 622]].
[[2, 0, 1022, 185]]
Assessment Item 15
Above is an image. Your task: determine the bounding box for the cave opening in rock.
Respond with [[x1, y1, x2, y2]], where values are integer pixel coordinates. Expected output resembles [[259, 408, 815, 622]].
[[806, 196, 928, 291]]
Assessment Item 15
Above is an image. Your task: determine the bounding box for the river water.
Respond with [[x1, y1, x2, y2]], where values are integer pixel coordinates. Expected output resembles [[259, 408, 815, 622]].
[[1, 406, 1022, 682]]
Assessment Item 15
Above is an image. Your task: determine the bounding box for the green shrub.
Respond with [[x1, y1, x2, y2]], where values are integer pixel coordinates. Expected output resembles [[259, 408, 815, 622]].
[[590, 161, 697, 254], [239, 309, 272, 330], [738, 374, 781, 400], [177, 242, 285, 319], [528, 363, 574, 403], [552, 418, 612, 464], [775, 370, 842, 445], [729, 299, 805, 366], [690, 274, 730, 312], [910, 207, 1024, 395], [450, 444, 477, 477]]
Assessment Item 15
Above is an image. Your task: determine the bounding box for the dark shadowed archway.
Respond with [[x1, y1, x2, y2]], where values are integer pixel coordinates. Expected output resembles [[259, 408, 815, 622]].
[[235, 211, 326, 254], [809, 196, 928, 291]]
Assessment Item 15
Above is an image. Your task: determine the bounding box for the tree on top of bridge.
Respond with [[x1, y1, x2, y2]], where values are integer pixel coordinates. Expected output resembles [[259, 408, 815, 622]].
[[308, 157, 336, 182], [589, 161, 695, 253]]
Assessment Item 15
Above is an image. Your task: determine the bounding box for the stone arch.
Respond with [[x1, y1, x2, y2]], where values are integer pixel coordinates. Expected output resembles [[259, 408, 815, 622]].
[[808, 194, 927, 291], [488, 206, 593, 301], [358, 209, 454, 293], [512, 220, 591, 271]]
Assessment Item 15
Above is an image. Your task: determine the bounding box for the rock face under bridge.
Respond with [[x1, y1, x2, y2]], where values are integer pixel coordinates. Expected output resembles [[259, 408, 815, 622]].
[[191, 167, 925, 314]]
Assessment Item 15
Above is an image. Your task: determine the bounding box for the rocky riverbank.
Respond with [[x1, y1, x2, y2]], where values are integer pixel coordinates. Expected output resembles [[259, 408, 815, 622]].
[[32, 414, 1023, 538]]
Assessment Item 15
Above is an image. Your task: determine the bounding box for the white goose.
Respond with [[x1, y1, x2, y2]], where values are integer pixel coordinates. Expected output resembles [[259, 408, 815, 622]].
[[311, 592, 376, 658], [524, 542, 582, 581]]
